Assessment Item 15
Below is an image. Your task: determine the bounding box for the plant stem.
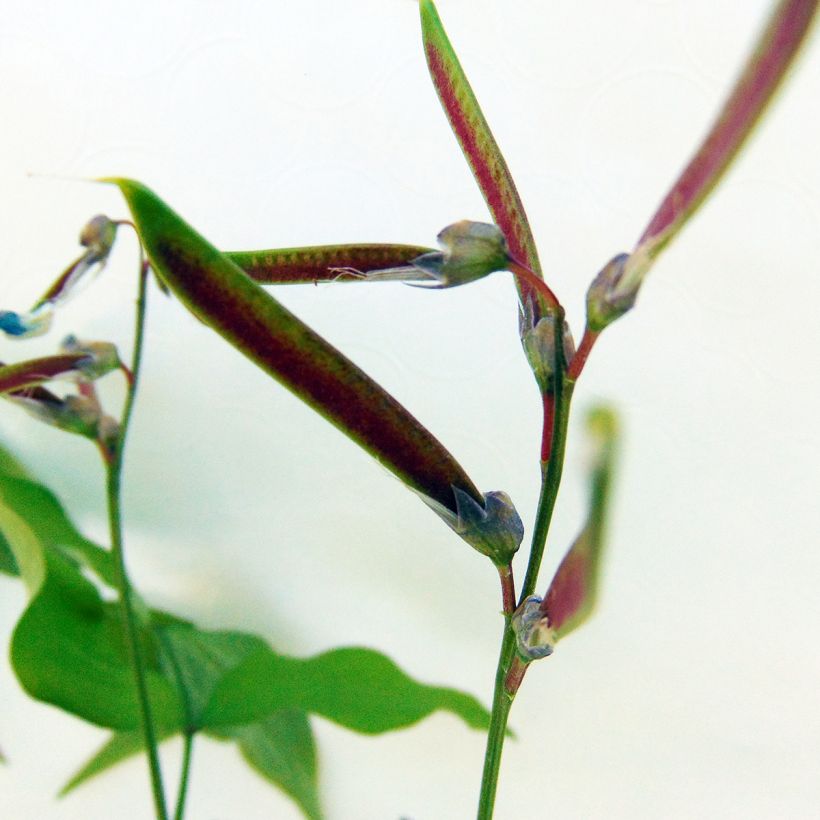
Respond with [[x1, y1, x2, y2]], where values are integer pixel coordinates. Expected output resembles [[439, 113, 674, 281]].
[[174, 733, 194, 820], [497, 563, 516, 616], [520, 379, 575, 604], [567, 326, 599, 382], [476, 625, 517, 820], [105, 265, 168, 820]]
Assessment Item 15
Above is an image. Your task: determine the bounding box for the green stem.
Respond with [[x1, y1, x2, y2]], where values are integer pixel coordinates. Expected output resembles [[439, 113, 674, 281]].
[[105, 265, 168, 820], [477, 311, 576, 817], [476, 625, 516, 820], [519, 379, 574, 604], [174, 733, 194, 820]]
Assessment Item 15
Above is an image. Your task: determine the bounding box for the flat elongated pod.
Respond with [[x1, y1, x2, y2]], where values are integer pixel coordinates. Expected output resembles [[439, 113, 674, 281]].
[[106, 179, 482, 515], [0, 354, 90, 394], [617, 0, 819, 299], [226, 244, 435, 285], [419, 0, 542, 278]]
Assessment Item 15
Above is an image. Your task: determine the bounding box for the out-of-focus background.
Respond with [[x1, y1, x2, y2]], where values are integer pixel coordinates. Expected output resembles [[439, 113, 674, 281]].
[[1, 1, 819, 817]]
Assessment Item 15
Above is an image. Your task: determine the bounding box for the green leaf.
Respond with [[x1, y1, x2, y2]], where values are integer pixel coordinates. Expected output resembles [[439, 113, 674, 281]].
[[202, 645, 491, 734], [614, 0, 819, 307], [106, 177, 481, 517], [419, 0, 542, 278], [226, 243, 435, 285], [543, 406, 619, 640], [59, 730, 174, 797], [64, 623, 324, 819], [155, 622, 268, 730], [0, 495, 183, 730], [0, 530, 18, 575], [224, 711, 322, 820], [0, 457, 114, 587]]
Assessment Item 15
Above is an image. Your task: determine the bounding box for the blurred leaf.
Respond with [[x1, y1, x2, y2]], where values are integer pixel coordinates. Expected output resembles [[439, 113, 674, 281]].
[[226, 243, 434, 285], [107, 178, 481, 516], [0, 531, 18, 575], [419, 0, 542, 278], [59, 729, 174, 797], [0, 455, 114, 586], [221, 711, 322, 820], [543, 406, 619, 639], [615, 0, 819, 303], [0, 495, 183, 730], [203, 645, 491, 734], [65, 623, 324, 819], [61, 715, 322, 820], [155, 623, 268, 729]]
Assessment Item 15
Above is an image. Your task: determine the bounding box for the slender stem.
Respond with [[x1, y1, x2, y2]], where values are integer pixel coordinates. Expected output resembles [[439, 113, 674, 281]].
[[567, 326, 599, 382], [174, 733, 194, 820], [497, 563, 516, 616], [540, 391, 555, 463], [477, 626, 517, 820], [504, 656, 528, 696], [154, 627, 196, 820], [519, 383, 573, 604], [508, 259, 561, 312], [105, 265, 168, 820]]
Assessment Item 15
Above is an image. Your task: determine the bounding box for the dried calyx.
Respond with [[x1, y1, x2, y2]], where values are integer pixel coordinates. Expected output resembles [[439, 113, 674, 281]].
[[511, 595, 556, 660], [520, 297, 575, 393], [424, 487, 525, 566]]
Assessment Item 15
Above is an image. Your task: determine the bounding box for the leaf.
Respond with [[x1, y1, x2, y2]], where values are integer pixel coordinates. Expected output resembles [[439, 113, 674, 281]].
[[0, 531, 17, 575], [419, 0, 542, 278], [202, 645, 491, 734], [543, 406, 619, 639], [155, 623, 323, 818], [107, 178, 481, 516], [0, 456, 114, 587], [59, 730, 174, 797], [0, 495, 183, 730], [64, 623, 324, 819], [155, 622, 268, 729], [60, 716, 323, 820], [225, 711, 322, 820], [226, 243, 435, 285], [617, 0, 819, 300]]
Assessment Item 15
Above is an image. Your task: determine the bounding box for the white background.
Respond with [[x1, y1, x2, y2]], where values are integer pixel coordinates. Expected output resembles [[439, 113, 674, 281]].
[[1, 1, 819, 818]]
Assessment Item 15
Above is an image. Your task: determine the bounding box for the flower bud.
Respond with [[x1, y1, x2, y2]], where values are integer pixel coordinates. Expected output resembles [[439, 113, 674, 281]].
[[511, 595, 556, 660], [411, 221, 510, 288], [585, 252, 642, 332]]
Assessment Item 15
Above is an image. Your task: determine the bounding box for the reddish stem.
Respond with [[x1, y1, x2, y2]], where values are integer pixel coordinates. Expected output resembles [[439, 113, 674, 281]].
[[567, 327, 599, 383], [541, 392, 555, 464], [508, 259, 561, 313], [497, 563, 516, 617], [504, 656, 528, 696]]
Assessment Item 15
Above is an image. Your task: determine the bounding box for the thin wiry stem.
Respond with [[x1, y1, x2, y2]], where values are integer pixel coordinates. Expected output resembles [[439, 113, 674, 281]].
[[105, 262, 168, 820]]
